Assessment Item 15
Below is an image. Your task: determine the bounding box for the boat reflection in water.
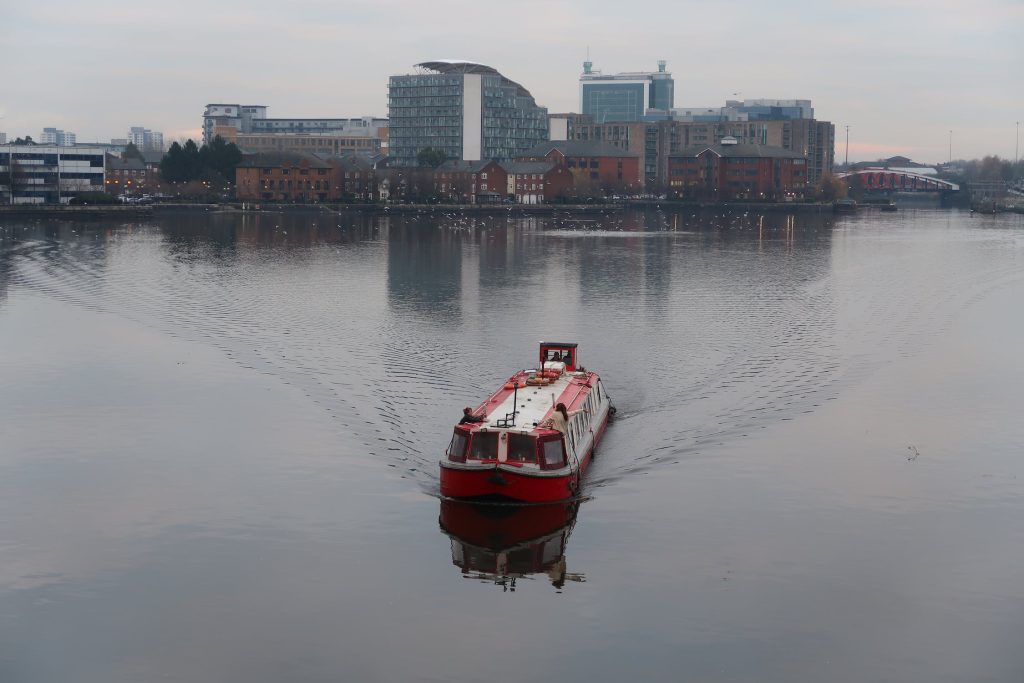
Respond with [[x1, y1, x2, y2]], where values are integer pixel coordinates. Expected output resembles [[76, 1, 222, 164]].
[[439, 499, 585, 592]]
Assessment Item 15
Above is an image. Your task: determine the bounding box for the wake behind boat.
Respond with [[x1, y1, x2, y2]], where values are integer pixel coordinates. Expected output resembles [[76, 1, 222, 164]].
[[440, 342, 614, 503]]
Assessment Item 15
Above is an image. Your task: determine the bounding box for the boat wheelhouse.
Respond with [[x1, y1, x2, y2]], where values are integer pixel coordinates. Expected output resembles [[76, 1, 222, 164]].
[[440, 342, 614, 503]]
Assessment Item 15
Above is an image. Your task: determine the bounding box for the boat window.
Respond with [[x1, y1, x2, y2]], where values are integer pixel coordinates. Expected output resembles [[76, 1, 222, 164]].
[[468, 432, 499, 460], [541, 439, 565, 468], [506, 547, 536, 574], [541, 536, 562, 565], [506, 433, 537, 463], [448, 430, 469, 462]]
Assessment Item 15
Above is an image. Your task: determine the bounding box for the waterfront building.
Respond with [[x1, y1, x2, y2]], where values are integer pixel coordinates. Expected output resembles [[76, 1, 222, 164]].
[[570, 118, 834, 190], [106, 155, 156, 195], [41, 127, 76, 146], [387, 61, 549, 168], [518, 140, 641, 191], [579, 60, 674, 123], [235, 152, 381, 203], [434, 160, 507, 203], [499, 161, 573, 204], [329, 154, 377, 201], [667, 138, 807, 200], [128, 127, 164, 152], [1, 144, 105, 204], [235, 152, 333, 203]]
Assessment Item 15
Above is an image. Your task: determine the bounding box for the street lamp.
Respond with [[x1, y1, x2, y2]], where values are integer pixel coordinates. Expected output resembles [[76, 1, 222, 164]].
[[845, 125, 850, 167], [948, 130, 952, 165]]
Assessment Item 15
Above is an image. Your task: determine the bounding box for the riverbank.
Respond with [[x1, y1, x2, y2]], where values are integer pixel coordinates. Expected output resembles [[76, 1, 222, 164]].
[[0, 200, 839, 219], [0, 205, 154, 218]]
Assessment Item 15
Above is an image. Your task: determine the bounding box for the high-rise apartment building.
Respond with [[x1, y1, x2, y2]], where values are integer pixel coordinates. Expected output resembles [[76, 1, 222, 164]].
[[128, 127, 165, 152], [388, 61, 549, 168], [578, 61, 674, 123], [40, 128, 76, 145], [202, 104, 268, 144]]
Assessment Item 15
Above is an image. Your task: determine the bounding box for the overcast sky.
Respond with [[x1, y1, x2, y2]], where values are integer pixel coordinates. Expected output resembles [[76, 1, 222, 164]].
[[2, 0, 1021, 164]]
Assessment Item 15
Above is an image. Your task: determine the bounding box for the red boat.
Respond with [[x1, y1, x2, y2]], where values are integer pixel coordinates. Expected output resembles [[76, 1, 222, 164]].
[[440, 342, 614, 503]]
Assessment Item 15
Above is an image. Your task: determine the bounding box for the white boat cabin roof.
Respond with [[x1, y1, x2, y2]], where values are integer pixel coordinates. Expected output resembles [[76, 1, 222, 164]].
[[465, 361, 596, 434]]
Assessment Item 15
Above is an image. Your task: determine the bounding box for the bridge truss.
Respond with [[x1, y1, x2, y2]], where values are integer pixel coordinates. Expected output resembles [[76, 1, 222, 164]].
[[836, 169, 959, 192]]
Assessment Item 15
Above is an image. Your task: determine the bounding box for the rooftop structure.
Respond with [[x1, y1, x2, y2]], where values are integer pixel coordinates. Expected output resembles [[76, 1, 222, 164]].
[[579, 61, 674, 123], [674, 99, 814, 122]]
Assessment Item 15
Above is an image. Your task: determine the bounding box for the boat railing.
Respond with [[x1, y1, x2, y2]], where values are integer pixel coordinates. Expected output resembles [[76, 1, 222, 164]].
[[493, 382, 519, 428]]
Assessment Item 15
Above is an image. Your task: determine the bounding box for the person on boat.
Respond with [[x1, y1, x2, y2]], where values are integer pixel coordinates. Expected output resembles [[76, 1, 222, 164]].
[[460, 407, 486, 424], [542, 402, 588, 434]]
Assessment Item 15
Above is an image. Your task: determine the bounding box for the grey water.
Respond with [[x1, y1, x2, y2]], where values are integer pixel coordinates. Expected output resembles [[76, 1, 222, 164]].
[[1, 207, 1023, 682]]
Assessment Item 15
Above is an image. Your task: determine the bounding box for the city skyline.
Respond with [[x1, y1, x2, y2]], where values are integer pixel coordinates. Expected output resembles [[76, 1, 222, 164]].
[[2, 0, 1020, 165]]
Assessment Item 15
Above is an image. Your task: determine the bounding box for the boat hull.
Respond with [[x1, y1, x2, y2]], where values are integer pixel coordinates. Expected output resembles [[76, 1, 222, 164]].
[[441, 463, 585, 503]]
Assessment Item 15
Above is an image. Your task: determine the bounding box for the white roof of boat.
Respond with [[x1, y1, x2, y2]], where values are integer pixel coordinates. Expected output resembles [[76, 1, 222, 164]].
[[475, 370, 585, 432]]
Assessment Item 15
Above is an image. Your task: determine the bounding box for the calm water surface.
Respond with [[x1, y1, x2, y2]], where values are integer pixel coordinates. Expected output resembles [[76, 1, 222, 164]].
[[1, 207, 1023, 682]]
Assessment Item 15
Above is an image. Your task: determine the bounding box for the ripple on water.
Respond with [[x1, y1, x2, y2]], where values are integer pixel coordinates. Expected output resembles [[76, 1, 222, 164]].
[[3, 211, 1023, 496]]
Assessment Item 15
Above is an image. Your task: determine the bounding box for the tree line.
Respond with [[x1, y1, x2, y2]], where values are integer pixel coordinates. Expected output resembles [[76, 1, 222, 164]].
[[159, 136, 242, 186]]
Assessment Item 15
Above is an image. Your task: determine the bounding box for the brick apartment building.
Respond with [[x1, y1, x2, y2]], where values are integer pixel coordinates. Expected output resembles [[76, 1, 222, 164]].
[[501, 161, 574, 204], [106, 155, 157, 194], [331, 154, 376, 201], [434, 160, 507, 203], [569, 118, 833, 191], [517, 141, 642, 192], [667, 139, 808, 200], [236, 152, 334, 202]]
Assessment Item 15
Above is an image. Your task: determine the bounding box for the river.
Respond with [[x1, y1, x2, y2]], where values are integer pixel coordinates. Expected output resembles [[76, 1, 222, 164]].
[[1, 206, 1023, 682]]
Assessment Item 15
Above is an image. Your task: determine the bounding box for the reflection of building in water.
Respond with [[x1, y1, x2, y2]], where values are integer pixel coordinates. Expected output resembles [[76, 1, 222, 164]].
[[386, 220, 463, 323], [439, 500, 584, 591]]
